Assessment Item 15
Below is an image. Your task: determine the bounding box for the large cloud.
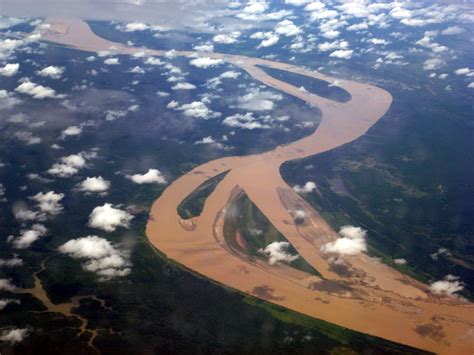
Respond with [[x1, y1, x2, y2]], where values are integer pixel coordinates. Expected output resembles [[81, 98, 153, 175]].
[[259, 241, 299, 265], [127, 169, 167, 184], [321, 225, 367, 256], [0, 279, 17, 292], [0, 90, 21, 110], [88, 203, 133, 232], [58, 235, 131, 280]]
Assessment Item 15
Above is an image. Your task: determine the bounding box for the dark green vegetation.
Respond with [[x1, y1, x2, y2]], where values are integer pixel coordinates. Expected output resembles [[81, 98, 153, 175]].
[[223, 190, 322, 277], [257, 65, 352, 103], [282, 69, 474, 299], [0, 24, 427, 354], [177, 170, 229, 219]]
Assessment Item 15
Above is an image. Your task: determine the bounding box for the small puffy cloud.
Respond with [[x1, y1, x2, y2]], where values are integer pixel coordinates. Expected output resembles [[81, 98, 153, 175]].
[[258, 33, 280, 48], [15, 79, 63, 99], [14, 131, 41, 145], [222, 112, 270, 130], [0, 298, 20, 310], [0, 90, 21, 109], [60, 125, 82, 138], [88, 203, 133, 232], [329, 49, 353, 59], [368, 38, 389, 46], [394, 258, 407, 265], [78, 176, 111, 193], [0, 63, 19, 77], [104, 58, 120, 65], [220, 70, 241, 79], [171, 82, 196, 90], [347, 22, 368, 31], [123, 22, 149, 32], [30, 191, 64, 216], [213, 31, 241, 44], [321, 226, 367, 256], [310, 9, 338, 21], [0, 328, 28, 344], [176, 101, 221, 119], [189, 57, 223, 69], [285, 0, 311, 5], [259, 241, 298, 265], [275, 20, 301, 36], [423, 58, 444, 71], [237, 88, 282, 111], [58, 235, 131, 280], [441, 26, 465, 35], [293, 181, 316, 193], [37, 65, 64, 79], [144, 57, 165, 66], [430, 275, 464, 297], [127, 169, 166, 184], [193, 43, 214, 52], [9, 224, 47, 249], [0, 279, 17, 292], [454, 67, 471, 75], [48, 153, 87, 177], [0, 256, 23, 267]]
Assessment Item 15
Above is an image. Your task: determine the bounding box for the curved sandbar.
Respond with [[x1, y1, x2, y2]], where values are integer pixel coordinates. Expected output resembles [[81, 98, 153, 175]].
[[42, 19, 474, 354]]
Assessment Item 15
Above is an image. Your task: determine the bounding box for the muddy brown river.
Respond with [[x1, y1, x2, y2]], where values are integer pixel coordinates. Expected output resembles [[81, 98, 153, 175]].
[[41, 18, 474, 354]]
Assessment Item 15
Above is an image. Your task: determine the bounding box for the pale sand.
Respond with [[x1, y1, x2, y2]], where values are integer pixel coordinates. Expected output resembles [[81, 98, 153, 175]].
[[42, 19, 474, 354]]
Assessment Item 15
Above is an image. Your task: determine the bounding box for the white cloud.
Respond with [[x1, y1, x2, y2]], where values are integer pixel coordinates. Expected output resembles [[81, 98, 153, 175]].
[[222, 112, 270, 130], [123, 22, 149, 32], [171, 82, 196, 90], [193, 43, 214, 52], [293, 181, 316, 193], [0, 279, 17, 292], [318, 40, 349, 52], [144, 57, 164, 66], [258, 33, 280, 48], [304, 1, 325, 11], [423, 58, 444, 71], [220, 70, 241, 79], [189, 57, 223, 68], [454, 67, 471, 75], [394, 258, 407, 265], [213, 31, 241, 44], [61, 125, 82, 138], [9, 224, 48, 249], [48, 152, 87, 177], [58, 235, 131, 280], [430, 275, 464, 297], [0, 90, 21, 109], [88, 203, 133, 232], [14, 131, 41, 145], [15, 80, 63, 99], [0, 298, 20, 310], [329, 49, 353, 59], [0, 63, 19, 77], [0, 328, 28, 344], [37, 65, 64, 79], [30, 191, 64, 216], [310, 9, 338, 21], [237, 88, 282, 111], [78, 176, 110, 194], [259, 241, 298, 265], [104, 58, 120, 65], [176, 101, 220, 119], [285, 0, 310, 5], [275, 20, 301, 37], [0, 256, 23, 267], [369, 38, 389, 46], [441, 26, 465, 35], [321, 225, 367, 256], [347, 22, 368, 31], [127, 169, 166, 184]]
